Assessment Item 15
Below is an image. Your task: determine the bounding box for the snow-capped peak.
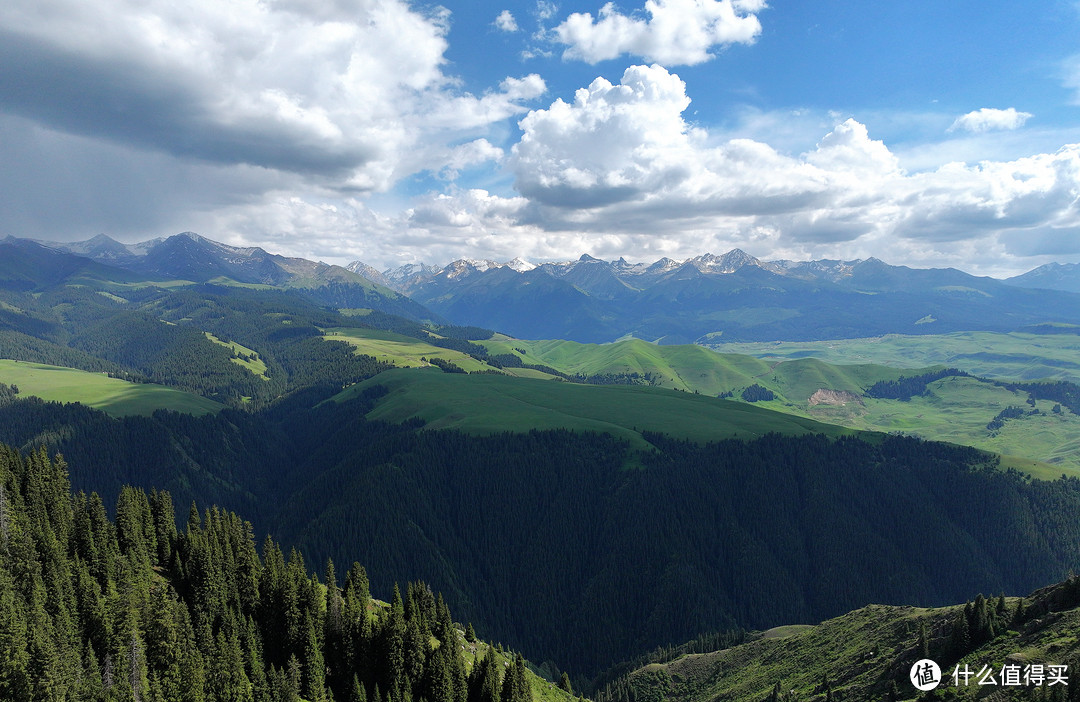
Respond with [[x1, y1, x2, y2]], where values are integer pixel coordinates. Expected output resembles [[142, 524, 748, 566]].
[[506, 257, 535, 272]]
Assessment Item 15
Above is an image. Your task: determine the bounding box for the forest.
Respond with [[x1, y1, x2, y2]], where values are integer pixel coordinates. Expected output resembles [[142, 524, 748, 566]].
[[0, 442, 561, 702], [4, 383, 1080, 680]]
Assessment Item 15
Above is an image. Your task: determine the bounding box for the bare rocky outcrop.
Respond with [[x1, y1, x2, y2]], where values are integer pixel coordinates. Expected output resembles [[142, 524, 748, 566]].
[[808, 389, 864, 406]]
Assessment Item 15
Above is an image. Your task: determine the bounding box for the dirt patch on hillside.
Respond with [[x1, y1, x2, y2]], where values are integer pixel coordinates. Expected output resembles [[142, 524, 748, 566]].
[[808, 389, 864, 407]]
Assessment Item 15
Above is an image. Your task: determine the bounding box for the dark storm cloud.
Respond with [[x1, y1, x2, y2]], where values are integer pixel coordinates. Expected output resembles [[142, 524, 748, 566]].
[[0, 30, 374, 176]]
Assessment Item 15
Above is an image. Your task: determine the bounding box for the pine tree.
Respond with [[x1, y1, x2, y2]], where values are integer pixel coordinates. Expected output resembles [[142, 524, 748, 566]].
[[950, 611, 970, 660], [350, 675, 367, 702]]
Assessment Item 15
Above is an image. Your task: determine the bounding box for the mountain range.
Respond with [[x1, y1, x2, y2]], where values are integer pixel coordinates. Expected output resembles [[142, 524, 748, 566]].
[[3, 233, 434, 321], [14, 232, 1080, 345], [351, 249, 1080, 343]]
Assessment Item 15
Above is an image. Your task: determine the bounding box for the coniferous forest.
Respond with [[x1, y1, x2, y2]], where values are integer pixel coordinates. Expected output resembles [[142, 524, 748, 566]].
[[0, 443, 547, 702], [5, 381, 1080, 679]]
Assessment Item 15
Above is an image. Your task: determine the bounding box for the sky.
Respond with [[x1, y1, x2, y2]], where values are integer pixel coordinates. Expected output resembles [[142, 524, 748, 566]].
[[2, 0, 1080, 276]]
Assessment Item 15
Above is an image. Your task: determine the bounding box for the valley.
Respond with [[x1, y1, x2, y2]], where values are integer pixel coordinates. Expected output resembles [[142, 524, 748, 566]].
[[1, 233, 1079, 699]]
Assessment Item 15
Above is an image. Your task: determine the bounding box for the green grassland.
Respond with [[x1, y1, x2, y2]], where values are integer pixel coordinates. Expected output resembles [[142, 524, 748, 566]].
[[479, 336, 1080, 475], [326, 329, 1078, 473], [481, 337, 775, 393], [799, 375, 1080, 476], [0, 359, 223, 416], [204, 331, 270, 379], [325, 327, 495, 372], [480, 338, 904, 398], [330, 368, 857, 451], [707, 331, 1080, 383]]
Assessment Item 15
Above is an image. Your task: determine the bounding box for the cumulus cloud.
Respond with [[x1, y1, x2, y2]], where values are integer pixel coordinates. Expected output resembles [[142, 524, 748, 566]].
[[444, 65, 1075, 274], [949, 108, 1033, 134], [554, 0, 766, 65], [0, 0, 543, 193], [513, 64, 700, 206], [495, 10, 519, 32]]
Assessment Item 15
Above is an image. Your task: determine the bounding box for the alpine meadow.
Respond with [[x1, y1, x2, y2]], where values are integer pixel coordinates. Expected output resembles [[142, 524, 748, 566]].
[[3, 1, 1080, 701]]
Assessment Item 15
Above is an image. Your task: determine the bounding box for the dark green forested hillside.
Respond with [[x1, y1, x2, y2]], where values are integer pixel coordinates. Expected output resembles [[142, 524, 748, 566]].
[[0, 442, 570, 702], [5, 382, 1080, 682], [272, 419, 1080, 676]]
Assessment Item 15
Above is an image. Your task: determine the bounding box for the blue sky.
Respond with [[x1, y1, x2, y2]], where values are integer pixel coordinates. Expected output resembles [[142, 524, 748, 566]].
[[2, 0, 1080, 275]]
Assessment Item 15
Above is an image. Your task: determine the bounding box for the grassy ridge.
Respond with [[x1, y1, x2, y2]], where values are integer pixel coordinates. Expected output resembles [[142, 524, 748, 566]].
[[481, 338, 904, 399], [330, 367, 858, 450], [0, 359, 223, 416], [482, 337, 777, 393], [620, 578, 1080, 702], [204, 331, 270, 379]]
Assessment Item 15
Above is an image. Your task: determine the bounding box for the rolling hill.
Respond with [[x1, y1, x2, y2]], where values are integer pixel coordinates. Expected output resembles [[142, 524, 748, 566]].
[[328, 367, 856, 451], [0, 359, 223, 416], [466, 337, 1080, 474], [707, 331, 1080, 383]]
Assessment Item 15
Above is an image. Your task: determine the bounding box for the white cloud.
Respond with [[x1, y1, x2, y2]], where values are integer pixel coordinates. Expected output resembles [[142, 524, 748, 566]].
[[536, 1, 559, 22], [0, 0, 543, 193], [949, 108, 1033, 134], [437, 140, 506, 180], [554, 0, 765, 65], [513, 65, 700, 206], [443, 66, 1076, 274], [495, 10, 519, 32]]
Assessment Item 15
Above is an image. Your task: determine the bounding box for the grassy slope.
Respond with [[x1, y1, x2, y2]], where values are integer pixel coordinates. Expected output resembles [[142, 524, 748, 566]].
[[325, 327, 493, 373], [482, 337, 776, 394], [628, 580, 1080, 702], [706, 331, 1080, 383], [204, 331, 270, 379], [330, 368, 857, 451], [326, 327, 554, 378], [803, 376, 1080, 476], [0, 359, 223, 417], [327, 330, 1078, 474], [482, 337, 1080, 476]]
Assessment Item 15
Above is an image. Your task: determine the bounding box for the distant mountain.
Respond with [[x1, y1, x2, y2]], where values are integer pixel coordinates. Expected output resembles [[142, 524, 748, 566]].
[[380, 250, 1080, 343], [1006, 261, 1080, 293], [31, 232, 436, 320], [0, 237, 149, 290], [344, 259, 394, 289]]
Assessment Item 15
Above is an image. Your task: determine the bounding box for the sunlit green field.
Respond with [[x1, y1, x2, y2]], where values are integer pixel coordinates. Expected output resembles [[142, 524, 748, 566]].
[[325, 327, 493, 372], [330, 367, 858, 451], [0, 359, 223, 417], [204, 332, 270, 379]]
